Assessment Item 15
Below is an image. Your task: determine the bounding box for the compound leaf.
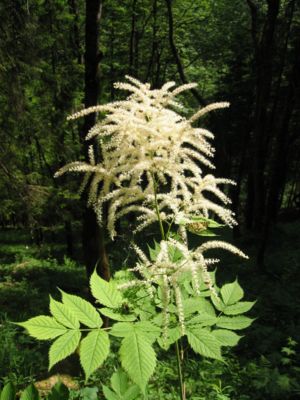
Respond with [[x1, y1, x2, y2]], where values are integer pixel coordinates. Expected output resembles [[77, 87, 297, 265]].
[[60, 291, 102, 328], [90, 271, 122, 309], [221, 280, 244, 305], [120, 333, 156, 392], [16, 316, 67, 340], [80, 329, 110, 381], [50, 296, 79, 329], [49, 330, 81, 370], [186, 327, 222, 360], [216, 316, 253, 330]]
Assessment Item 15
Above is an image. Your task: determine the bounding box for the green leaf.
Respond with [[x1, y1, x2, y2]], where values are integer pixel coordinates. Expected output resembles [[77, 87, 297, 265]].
[[123, 386, 140, 400], [157, 327, 182, 350], [0, 382, 16, 400], [110, 321, 159, 344], [110, 322, 134, 337], [147, 240, 160, 261], [110, 369, 129, 396], [135, 321, 160, 343], [49, 330, 81, 370], [80, 330, 110, 381], [50, 296, 79, 329], [16, 316, 67, 340], [47, 382, 69, 400], [190, 216, 224, 228], [223, 301, 256, 315], [102, 386, 118, 400], [216, 316, 253, 330], [60, 291, 102, 328], [20, 384, 40, 400], [186, 313, 217, 327], [120, 333, 156, 392], [221, 280, 244, 305], [99, 308, 136, 322], [211, 295, 225, 312], [90, 271, 123, 309], [186, 328, 223, 360], [167, 244, 183, 262], [192, 229, 218, 237], [212, 329, 242, 347], [183, 298, 216, 317]]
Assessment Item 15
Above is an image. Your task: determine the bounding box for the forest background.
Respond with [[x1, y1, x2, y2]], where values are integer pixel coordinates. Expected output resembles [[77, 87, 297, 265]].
[[0, 0, 299, 399]]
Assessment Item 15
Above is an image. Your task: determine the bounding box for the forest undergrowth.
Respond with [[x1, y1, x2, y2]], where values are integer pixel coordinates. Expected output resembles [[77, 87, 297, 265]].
[[1, 220, 299, 399]]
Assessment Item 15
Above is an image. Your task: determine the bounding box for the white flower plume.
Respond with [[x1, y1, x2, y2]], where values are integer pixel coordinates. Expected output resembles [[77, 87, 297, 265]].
[[118, 238, 248, 335], [55, 76, 231, 239]]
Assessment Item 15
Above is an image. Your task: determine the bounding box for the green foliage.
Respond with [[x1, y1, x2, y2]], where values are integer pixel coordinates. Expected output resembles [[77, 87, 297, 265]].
[[102, 369, 140, 400], [0, 382, 69, 400], [90, 271, 123, 309], [17, 271, 253, 393], [80, 330, 110, 381], [0, 382, 16, 400]]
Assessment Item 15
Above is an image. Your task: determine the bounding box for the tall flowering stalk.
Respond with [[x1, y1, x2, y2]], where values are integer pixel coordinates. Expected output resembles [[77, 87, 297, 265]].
[[18, 76, 253, 400], [55, 76, 235, 238]]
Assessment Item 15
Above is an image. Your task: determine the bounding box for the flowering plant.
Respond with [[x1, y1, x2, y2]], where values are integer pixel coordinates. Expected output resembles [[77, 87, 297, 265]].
[[17, 77, 253, 399]]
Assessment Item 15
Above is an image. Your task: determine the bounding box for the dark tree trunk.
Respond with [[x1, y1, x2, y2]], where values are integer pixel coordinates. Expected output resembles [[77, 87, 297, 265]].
[[246, 0, 280, 231], [129, 0, 137, 76], [257, 34, 300, 265], [81, 0, 109, 280], [165, 0, 206, 106]]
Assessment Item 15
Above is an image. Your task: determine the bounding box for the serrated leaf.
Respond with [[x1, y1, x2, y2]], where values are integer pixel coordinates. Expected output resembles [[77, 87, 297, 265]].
[[216, 316, 253, 330], [135, 321, 160, 343], [49, 330, 81, 370], [157, 327, 182, 350], [60, 291, 102, 328], [123, 385, 140, 400], [110, 369, 129, 396], [186, 328, 222, 360], [212, 329, 242, 347], [183, 298, 216, 317], [99, 308, 136, 322], [147, 241, 160, 261], [20, 384, 40, 400], [90, 271, 123, 309], [211, 295, 225, 312], [110, 321, 159, 344], [102, 386, 118, 400], [223, 301, 256, 315], [80, 330, 110, 380], [221, 280, 244, 305], [110, 322, 134, 337], [120, 333, 156, 392], [0, 382, 16, 400], [47, 382, 69, 400], [16, 316, 67, 340], [50, 296, 79, 329], [186, 313, 217, 327]]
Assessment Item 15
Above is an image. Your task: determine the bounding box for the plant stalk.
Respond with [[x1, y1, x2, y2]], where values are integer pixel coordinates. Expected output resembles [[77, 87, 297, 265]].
[[152, 173, 185, 400], [175, 340, 185, 400]]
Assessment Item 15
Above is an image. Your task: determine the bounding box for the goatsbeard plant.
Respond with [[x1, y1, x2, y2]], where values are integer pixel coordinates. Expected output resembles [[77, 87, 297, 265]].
[[17, 76, 254, 399]]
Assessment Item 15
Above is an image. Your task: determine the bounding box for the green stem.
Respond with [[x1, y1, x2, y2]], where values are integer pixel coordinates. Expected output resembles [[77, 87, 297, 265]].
[[151, 173, 165, 240], [151, 173, 185, 400], [175, 340, 185, 400]]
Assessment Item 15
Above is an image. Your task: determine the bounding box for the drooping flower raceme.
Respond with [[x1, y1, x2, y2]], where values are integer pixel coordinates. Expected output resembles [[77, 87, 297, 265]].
[[55, 76, 234, 239], [118, 238, 248, 336]]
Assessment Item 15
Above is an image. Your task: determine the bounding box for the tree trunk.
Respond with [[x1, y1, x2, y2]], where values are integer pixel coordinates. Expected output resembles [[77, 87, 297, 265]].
[[246, 0, 280, 231], [81, 0, 109, 280], [257, 34, 300, 265], [165, 0, 205, 106]]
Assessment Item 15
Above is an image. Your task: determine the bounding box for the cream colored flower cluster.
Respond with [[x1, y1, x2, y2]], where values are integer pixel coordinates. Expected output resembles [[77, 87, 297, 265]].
[[55, 76, 232, 239], [118, 239, 248, 336]]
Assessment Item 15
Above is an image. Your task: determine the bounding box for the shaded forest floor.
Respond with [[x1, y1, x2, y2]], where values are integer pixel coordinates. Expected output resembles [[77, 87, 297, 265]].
[[1, 222, 300, 399]]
